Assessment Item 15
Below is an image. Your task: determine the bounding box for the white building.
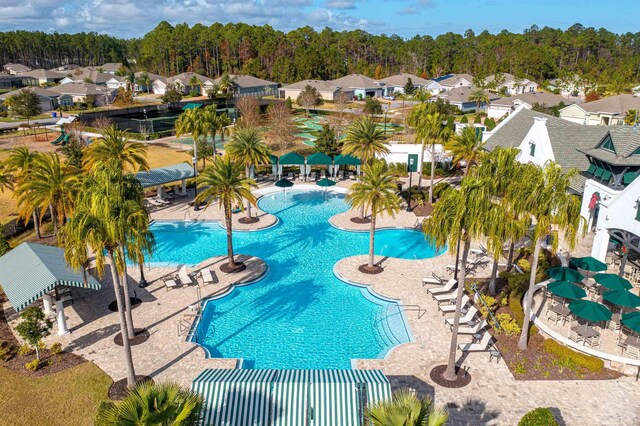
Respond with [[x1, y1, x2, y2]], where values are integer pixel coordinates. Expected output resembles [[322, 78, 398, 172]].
[[379, 73, 433, 96], [560, 94, 640, 126], [487, 92, 575, 119], [279, 80, 353, 102], [485, 73, 538, 95], [377, 142, 446, 167]]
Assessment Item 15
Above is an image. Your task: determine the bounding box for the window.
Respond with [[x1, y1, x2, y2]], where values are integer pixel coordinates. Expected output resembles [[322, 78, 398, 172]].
[[636, 202, 640, 222], [600, 135, 616, 153], [529, 142, 536, 157]]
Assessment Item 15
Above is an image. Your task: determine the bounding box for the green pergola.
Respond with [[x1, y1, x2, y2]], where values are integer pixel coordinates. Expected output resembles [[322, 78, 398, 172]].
[[0, 242, 101, 335]]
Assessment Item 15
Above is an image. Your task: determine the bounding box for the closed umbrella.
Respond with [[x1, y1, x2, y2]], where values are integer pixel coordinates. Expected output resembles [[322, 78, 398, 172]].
[[602, 290, 640, 308], [546, 267, 584, 283], [593, 273, 633, 291], [622, 311, 640, 333], [547, 281, 586, 300], [568, 299, 612, 322]]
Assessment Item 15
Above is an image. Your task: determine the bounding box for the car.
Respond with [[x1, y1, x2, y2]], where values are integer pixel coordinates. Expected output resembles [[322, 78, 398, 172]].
[[382, 95, 395, 100]]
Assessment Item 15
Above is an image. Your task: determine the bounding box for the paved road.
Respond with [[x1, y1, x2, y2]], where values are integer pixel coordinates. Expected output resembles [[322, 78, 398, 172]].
[[0, 117, 59, 130]]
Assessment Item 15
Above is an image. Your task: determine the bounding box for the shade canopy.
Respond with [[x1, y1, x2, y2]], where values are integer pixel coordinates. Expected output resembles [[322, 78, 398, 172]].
[[602, 290, 640, 308], [306, 152, 332, 166], [269, 154, 278, 165], [547, 281, 586, 300], [569, 256, 607, 272], [275, 178, 294, 188], [546, 267, 584, 283], [568, 299, 612, 322], [135, 163, 195, 188], [191, 369, 391, 426], [333, 154, 361, 165], [0, 242, 101, 312], [593, 273, 633, 291], [622, 311, 640, 333], [278, 152, 305, 165], [316, 178, 337, 187], [181, 102, 202, 110]]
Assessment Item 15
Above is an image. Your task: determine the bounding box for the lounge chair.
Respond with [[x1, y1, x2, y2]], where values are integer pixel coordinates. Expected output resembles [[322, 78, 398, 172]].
[[458, 332, 494, 352], [155, 197, 171, 205], [470, 246, 487, 257], [164, 277, 178, 291], [178, 265, 194, 286], [434, 288, 460, 304], [422, 272, 444, 286], [200, 268, 217, 285], [439, 294, 470, 315], [147, 198, 164, 207], [458, 319, 488, 335], [446, 306, 478, 328], [287, 172, 294, 180], [427, 278, 457, 296]]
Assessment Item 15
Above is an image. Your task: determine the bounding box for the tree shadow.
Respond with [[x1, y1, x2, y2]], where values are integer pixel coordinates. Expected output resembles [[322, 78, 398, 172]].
[[444, 399, 501, 426], [64, 323, 121, 352], [386, 374, 435, 400]]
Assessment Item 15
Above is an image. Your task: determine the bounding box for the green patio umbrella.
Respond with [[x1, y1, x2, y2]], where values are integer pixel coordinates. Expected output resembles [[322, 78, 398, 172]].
[[275, 178, 294, 188], [316, 178, 337, 191], [547, 281, 587, 300], [569, 256, 607, 273], [568, 299, 612, 322], [602, 290, 640, 308], [593, 273, 633, 291], [546, 267, 584, 283], [622, 311, 640, 333]]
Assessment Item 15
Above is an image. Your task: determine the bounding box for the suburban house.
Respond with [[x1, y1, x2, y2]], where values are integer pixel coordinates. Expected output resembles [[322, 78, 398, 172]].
[[105, 76, 128, 90], [437, 74, 474, 91], [213, 74, 279, 98], [2, 63, 32, 75], [134, 72, 165, 92], [547, 75, 589, 99], [0, 86, 60, 112], [560, 94, 640, 126], [487, 92, 574, 119], [279, 80, 354, 102], [379, 73, 433, 95], [49, 64, 81, 73], [22, 69, 67, 85], [430, 85, 499, 113], [0, 75, 38, 90], [484, 105, 640, 267], [60, 69, 117, 86], [152, 72, 211, 95], [99, 63, 123, 74], [48, 82, 117, 106], [331, 74, 384, 99], [484, 73, 538, 95]]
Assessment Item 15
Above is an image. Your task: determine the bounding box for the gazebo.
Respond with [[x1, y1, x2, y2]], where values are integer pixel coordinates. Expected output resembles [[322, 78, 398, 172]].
[[135, 162, 195, 198], [277, 152, 305, 179], [0, 243, 101, 335], [333, 154, 361, 176], [306, 152, 333, 178]]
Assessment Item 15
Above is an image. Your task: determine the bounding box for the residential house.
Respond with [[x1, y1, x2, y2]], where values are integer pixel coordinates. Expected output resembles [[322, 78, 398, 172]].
[[105, 76, 128, 90], [379, 73, 433, 96], [48, 82, 117, 106], [560, 94, 640, 126], [212, 74, 278, 98], [152, 72, 211, 95], [49, 64, 81, 73], [331, 74, 384, 99], [22, 69, 66, 85], [134, 72, 165, 92], [99, 63, 123, 75], [60, 69, 116, 86], [487, 92, 575, 119], [279, 80, 354, 102], [430, 86, 499, 113], [0, 86, 60, 112], [547, 75, 589, 99], [485, 73, 538, 95], [437, 74, 474, 92], [0, 75, 38, 90], [2, 63, 32, 75]]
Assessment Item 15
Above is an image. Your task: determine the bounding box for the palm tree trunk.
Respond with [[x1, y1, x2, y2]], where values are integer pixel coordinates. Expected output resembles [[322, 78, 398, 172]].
[[417, 146, 424, 189], [107, 250, 136, 387], [507, 241, 515, 271], [49, 204, 58, 236], [245, 165, 252, 219], [225, 201, 236, 268], [368, 212, 376, 268], [518, 237, 541, 350], [489, 257, 499, 296], [429, 145, 436, 206], [119, 248, 136, 340], [33, 211, 41, 238], [444, 237, 470, 381], [34, 344, 40, 361], [212, 130, 217, 157]]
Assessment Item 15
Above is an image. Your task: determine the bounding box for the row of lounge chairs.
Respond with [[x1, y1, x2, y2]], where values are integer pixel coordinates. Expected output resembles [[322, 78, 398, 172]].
[[164, 265, 218, 290]]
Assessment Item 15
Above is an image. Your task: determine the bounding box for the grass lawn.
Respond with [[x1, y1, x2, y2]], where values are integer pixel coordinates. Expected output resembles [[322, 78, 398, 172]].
[[0, 113, 51, 123], [145, 143, 193, 168], [0, 362, 112, 426]]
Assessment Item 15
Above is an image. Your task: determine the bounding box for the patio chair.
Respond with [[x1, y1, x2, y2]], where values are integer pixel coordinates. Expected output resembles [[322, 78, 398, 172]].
[[427, 278, 457, 296], [616, 333, 627, 352], [458, 319, 488, 335], [178, 265, 194, 286], [434, 288, 460, 304], [349, 172, 356, 180], [200, 268, 218, 285], [422, 272, 444, 286], [626, 345, 640, 359], [585, 334, 601, 348], [164, 276, 178, 291], [147, 198, 164, 207], [446, 306, 478, 329], [568, 329, 583, 344], [458, 332, 494, 352], [439, 294, 470, 315], [156, 197, 171, 205], [287, 172, 294, 180], [546, 309, 562, 325], [470, 246, 487, 257]]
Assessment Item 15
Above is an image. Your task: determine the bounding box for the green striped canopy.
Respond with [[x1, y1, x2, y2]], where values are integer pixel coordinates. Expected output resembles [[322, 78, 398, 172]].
[[278, 152, 305, 165], [334, 154, 361, 165], [191, 369, 391, 426], [135, 163, 194, 188], [0, 242, 101, 312], [306, 152, 332, 166]]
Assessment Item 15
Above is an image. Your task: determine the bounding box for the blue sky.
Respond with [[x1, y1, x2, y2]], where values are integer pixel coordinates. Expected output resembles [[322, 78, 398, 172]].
[[0, 0, 638, 38]]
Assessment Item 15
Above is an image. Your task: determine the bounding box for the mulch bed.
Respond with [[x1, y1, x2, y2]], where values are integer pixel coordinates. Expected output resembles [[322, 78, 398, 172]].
[[238, 217, 260, 224], [358, 264, 384, 274], [350, 217, 371, 224], [429, 364, 472, 388], [220, 262, 247, 273], [114, 328, 150, 347], [108, 375, 154, 400], [108, 297, 142, 312], [409, 200, 434, 217]]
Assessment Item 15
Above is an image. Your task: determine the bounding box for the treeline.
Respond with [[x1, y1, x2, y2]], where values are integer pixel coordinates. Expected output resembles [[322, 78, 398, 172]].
[[2, 23, 640, 87]]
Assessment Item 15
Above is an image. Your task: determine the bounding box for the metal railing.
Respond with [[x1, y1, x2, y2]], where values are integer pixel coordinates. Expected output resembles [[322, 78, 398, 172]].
[[471, 284, 501, 331], [398, 304, 426, 319]]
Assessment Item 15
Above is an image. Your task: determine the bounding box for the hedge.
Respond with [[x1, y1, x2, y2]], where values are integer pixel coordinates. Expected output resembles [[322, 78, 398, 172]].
[[518, 407, 558, 426], [508, 292, 538, 335], [543, 339, 604, 373]]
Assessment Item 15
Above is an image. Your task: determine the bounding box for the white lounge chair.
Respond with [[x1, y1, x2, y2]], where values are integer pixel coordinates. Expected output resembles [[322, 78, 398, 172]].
[[164, 277, 178, 291], [439, 294, 470, 315], [458, 319, 488, 335], [178, 265, 194, 286], [422, 272, 444, 286], [147, 198, 164, 207], [458, 332, 494, 352], [200, 268, 217, 285], [427, 279, 457, 296], [434, 288, 460, 304], [446, 306, 478, 328], [470, 246, 487, 257]]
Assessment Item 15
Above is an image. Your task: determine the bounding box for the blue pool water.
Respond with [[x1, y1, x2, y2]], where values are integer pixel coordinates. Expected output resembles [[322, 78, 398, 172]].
[[148, 190, 444, 369]]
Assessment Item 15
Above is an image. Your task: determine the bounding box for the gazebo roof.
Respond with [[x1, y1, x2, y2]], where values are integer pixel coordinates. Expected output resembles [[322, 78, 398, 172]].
[[306, 152, 332, 165], [278, 152, 305, 165], [0, 243, 101, 312], [334, 154, 360, 165], [135, 163, 194, 188]]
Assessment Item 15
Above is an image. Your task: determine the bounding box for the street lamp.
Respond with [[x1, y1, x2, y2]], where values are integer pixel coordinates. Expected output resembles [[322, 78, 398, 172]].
[[406, 157, 414, 211]]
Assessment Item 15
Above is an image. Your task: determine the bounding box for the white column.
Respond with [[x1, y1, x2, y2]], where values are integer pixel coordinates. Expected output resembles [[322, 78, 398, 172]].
[[181, 179, 186, 195], [55, 300, 69, 336], [42, 294, 54, 316], [157, 185, 163, 198]]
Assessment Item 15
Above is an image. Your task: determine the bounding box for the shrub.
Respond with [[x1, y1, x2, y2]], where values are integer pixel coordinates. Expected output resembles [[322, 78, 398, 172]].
[[0, 225, 9, 256], [37, 340, 47, 351], [18, 343, 33, 357], [517, 259, 531, 273], [432, 181, 452, 199], [25, 359, 40, 372], [508, 292, 538, 334], [460, 115, 468, 124], [518, 407, 558, 426], [0, 342, 10, 360], [543, 339, 604, 372], [495, 313, 521, 335], [50, 342, 63, 355], [499, 271, 530, 295], [473, 115, 482, 124]]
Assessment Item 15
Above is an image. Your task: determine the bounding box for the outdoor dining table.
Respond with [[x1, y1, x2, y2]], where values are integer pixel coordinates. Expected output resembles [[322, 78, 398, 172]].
[[572, 324, 599, 339], [550, 303, 571, 316]]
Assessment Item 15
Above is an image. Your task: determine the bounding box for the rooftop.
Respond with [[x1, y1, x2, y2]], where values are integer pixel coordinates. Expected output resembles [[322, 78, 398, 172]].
[[282, 79, 342, 92], [379, 73, 432, 87], [331, 74, 381, 89], [492, 92, 576, 108], [579, 94, 640, 115]]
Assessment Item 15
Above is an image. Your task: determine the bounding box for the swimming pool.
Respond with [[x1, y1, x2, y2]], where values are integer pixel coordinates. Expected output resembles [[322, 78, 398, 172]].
[[148, 190, 444, 369]]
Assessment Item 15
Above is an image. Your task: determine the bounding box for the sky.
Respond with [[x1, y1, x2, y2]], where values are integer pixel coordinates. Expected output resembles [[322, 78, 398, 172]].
[[0, 0, 639, 39]]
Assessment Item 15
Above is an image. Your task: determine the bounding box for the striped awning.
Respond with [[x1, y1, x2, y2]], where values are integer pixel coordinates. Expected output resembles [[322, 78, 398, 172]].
[[135, 162, 194, 188], [0, 243, 101, 312], [191, 369, 391, 426]]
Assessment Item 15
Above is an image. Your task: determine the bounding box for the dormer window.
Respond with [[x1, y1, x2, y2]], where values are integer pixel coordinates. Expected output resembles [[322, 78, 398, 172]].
[[600, 135, 616, 153]]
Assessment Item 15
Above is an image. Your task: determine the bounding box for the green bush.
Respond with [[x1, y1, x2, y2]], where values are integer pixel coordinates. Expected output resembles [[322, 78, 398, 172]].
[[432, 181, 452, 199], [460, 115, 468, 123], [25, 359, 40, 372], [0, 341, 10, 360], [473, 115, 482, 124], [495, 313, 521, 335], [543, 339, 604, 373], [518, 407, 558, 426], [0, 225, 9, 256], [499, 271, 530, 295], [18, 343, 32, 357], [517, 259, 531, 273], [50, 342, 63, 355]]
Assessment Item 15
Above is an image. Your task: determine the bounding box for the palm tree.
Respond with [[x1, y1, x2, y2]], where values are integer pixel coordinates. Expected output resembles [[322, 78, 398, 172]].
[[518, 163, 584, 349], [195, 156, 257, 271], [366, 389, 448, 426], [218, 74, 236, 96], [137, 72, 151, 93], [342, 117, 389, 164], [423, 175, 493, 381], [84, 126, 149, 173], [469, 88, 490, 114], [96, 381, 203, 426], [445, 126, 485, 177], [5, 147, 41, 237], [14, 153, 78, 236], [225, 128, 270, 221], [189, 75, 202, 95], [346, 161, 401, 272], [215, 113, 231, 144], [0, 161, 14, 192]]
